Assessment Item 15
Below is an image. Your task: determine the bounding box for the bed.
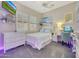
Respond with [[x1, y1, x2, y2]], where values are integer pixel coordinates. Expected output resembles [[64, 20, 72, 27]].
[[0, 32, 26, 53], [26, 32, 52, 50], [0, 22, 27, 53]]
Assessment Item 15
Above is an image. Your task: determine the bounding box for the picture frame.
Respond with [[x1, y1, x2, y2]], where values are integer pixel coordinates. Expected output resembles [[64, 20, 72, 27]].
[[64, 12, 73, 22]]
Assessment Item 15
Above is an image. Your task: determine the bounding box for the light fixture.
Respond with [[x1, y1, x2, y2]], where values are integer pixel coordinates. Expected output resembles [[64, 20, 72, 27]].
[[57, 22, 64, 30], [42, 1, 54, 8]]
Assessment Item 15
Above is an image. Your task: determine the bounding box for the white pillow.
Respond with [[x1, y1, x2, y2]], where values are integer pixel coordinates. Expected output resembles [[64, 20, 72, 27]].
[[40, 28, 50, 33]]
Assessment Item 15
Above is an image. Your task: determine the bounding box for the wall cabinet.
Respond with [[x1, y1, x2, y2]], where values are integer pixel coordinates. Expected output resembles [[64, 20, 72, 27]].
[[16, 11, 40, 33]]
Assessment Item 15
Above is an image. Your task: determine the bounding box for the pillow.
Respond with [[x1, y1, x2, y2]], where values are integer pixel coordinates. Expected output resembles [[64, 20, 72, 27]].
[[40, 29, 44, 32], [40, 28, 50, 33]]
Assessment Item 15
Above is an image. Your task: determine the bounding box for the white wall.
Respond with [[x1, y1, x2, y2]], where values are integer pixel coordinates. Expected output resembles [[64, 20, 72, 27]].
[[43, 2, 76, 33], [75, 2, 79, 32], [43, 2, 75, 22], [0, 1, 16, 32]]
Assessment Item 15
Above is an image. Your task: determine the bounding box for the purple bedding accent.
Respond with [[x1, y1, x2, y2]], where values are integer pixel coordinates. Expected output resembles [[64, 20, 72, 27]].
[[0, 33, 4, 51]]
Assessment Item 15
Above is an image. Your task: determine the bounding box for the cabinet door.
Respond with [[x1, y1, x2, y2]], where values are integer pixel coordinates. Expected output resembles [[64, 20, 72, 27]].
[[29, 16, 38, 24], [29, 24, 39, 32], [23, 23, 28, 32], [29, 16, 40, 32], [16, 22, 28, 32], [21, 13, 29, 22], [16, 12, 29, 22]]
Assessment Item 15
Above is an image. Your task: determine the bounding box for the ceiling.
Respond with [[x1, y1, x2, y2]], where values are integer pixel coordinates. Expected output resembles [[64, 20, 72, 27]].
[[18, 1, 75, 13]]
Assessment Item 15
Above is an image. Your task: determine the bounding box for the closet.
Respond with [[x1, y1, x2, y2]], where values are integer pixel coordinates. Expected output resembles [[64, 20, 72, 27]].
[[16, 11, 40, 33], [16, 12, 29, 33]]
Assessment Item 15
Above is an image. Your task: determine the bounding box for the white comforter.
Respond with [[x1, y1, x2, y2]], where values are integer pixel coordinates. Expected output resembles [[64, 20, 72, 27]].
[[3, 32, 26, 42], [26, 32, 52, 50], [2, 32, 27, 52]]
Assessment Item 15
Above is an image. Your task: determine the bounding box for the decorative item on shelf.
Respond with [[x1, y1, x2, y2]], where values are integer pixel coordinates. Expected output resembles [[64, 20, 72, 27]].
[[40, 23, 43, 26]]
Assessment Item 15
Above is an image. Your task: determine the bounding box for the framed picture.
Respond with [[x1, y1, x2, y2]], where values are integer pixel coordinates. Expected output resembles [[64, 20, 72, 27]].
[[65, 13, 73, 22]]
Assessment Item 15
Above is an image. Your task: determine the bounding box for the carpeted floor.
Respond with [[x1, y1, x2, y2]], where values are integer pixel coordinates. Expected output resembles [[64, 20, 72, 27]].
[[0, 42, 75, 58]]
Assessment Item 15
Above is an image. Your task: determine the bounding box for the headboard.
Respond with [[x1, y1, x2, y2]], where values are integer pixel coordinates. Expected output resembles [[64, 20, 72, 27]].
[[0, 22, 16, 32]]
